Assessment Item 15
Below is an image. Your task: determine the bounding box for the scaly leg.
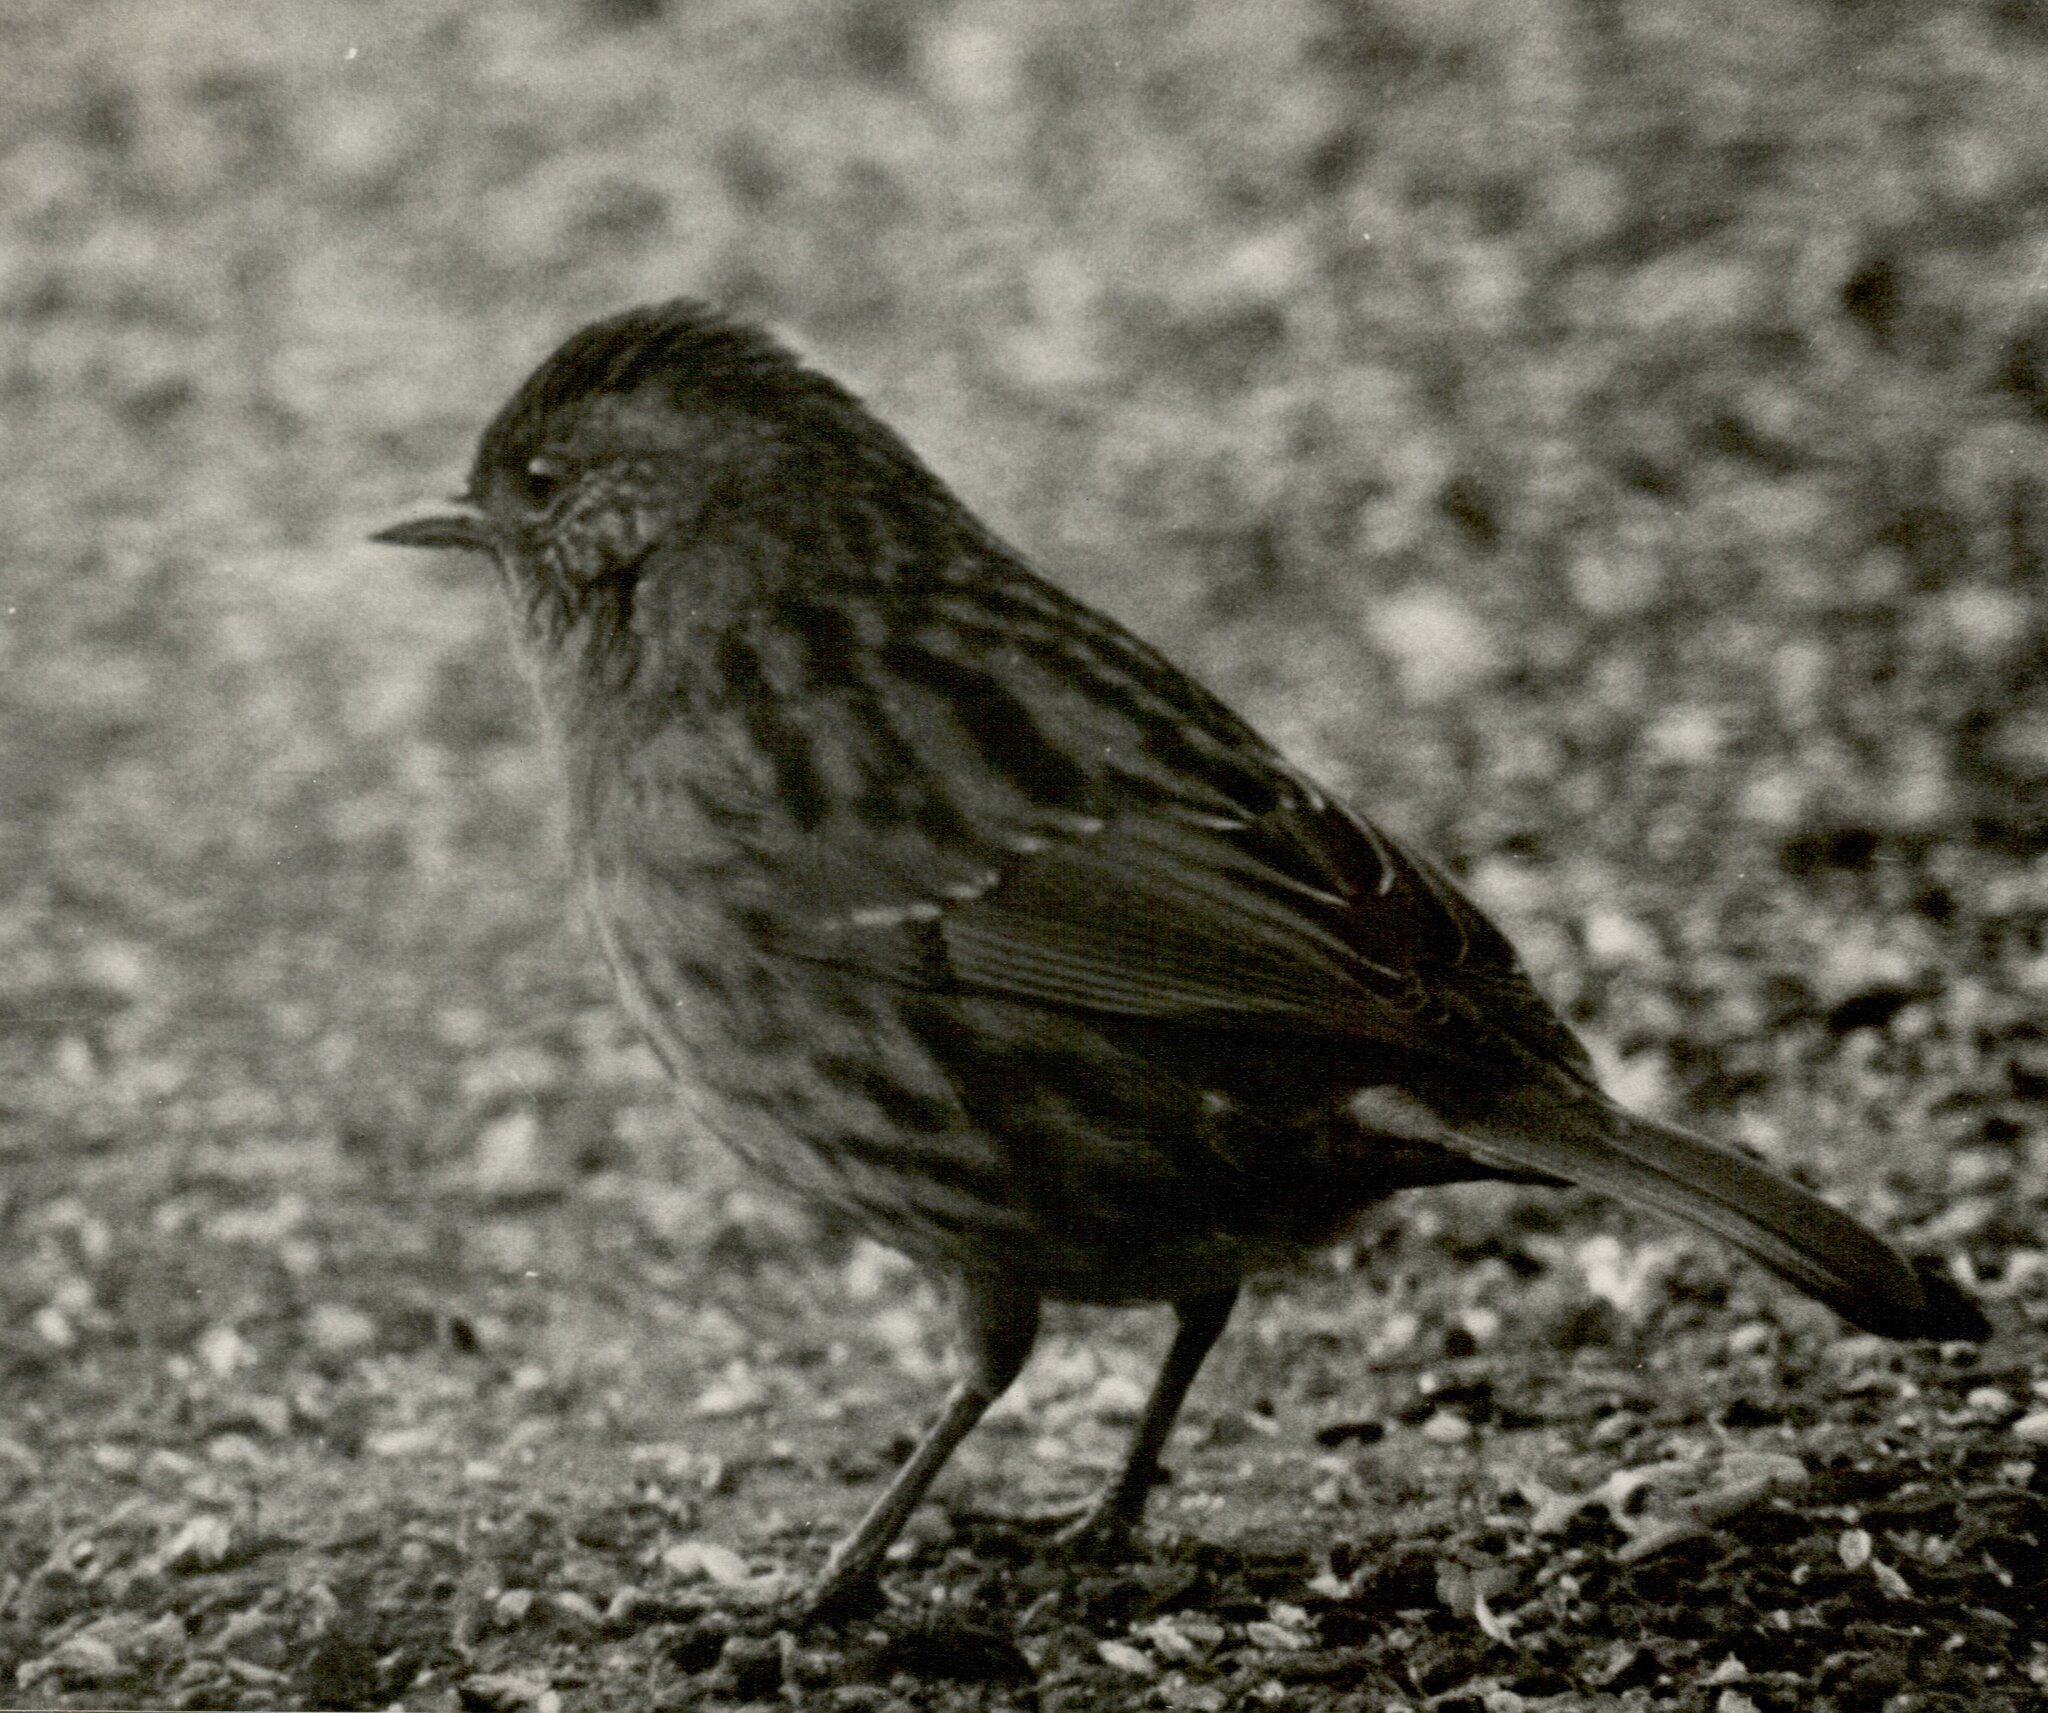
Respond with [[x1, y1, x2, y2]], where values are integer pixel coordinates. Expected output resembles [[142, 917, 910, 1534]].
[[807, 1272, 1040, 1620], [1058, 1286, 1238, 1553]]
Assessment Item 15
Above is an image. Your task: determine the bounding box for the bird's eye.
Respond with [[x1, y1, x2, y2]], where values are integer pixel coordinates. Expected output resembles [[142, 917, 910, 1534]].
[[513, 453, 570, 511]]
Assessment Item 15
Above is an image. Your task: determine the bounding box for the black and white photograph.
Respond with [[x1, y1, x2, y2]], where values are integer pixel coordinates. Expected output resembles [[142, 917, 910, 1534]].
[[3, 2, 2044, 1708]]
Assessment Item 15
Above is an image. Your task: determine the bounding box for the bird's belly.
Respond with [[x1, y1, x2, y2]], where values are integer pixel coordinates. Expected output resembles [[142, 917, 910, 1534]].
[[580, 870, 1378, 1297], [580, 881, 1038, 1264]]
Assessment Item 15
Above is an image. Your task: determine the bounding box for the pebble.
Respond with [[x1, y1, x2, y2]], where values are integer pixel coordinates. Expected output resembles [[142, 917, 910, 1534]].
[[1246, 1620, 1311, 1651], [1098, 1640, 1155, 1676], [1421, 1410, 1472, 1445]]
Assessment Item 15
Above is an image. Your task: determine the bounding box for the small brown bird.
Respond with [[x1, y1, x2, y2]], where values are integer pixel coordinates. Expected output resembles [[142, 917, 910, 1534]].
[[376, 300, 1984, 1617]]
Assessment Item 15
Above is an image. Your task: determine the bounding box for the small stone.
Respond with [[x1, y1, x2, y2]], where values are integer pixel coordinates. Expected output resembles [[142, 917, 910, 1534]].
[[493, 1588, 535, 1624], [53, 1634, 123, 1683], [552, 1591, 602, 1627], [1087, 1372, 1150, 1417], [1245, 1620, 1310, 1651], [307, 1303, 378, 1354], [33, 1305, 76, 1348], [473, 1108, 549, 1192], [1097, 1640, 1155, 1676], [690, 1362, 766, 1418], [155, 1514, 233, 1571], [1583, 909, 1661, 966], [2009, 1410, 2048, 1445], [1643, 705, 1725, 765], [1138, 1619, 1202, 1662], [223, 1657, 288, 1686], [1589, 1411, 1638, 1447], [459, 1672, 554, 1711], [1366, 587, 1502, 704], [366, 1424, 442, 1457], [1421, 1410, 1471, 1445], [661, 1540, 752, 1585], [1726, 1322, 1773, 1357]]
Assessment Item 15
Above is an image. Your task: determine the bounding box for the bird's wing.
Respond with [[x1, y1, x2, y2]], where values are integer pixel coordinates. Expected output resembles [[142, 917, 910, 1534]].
[[788, 777, 1988, 1343], [580, 517, 1575, 1068], [795, 760, 1587, 1073], [588, 561, 1976, 1342]]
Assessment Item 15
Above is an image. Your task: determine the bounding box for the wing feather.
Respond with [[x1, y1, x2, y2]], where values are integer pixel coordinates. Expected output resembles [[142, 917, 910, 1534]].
[[802, 777, 1578, 1067]]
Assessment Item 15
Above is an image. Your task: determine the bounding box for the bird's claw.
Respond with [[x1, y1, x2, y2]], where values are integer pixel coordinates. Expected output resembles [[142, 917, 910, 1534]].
[[1047, 1497, 1142, 1562]]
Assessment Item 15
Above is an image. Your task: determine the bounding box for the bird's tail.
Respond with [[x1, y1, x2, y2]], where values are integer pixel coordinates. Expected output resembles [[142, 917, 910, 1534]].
[[1351, 1080, 1986, 1341]]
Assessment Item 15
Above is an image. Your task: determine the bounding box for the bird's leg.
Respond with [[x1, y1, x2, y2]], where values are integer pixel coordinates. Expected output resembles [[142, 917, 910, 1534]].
[[1057, 1285, 1238, 1554], [806, 1272, 1040, 1621]]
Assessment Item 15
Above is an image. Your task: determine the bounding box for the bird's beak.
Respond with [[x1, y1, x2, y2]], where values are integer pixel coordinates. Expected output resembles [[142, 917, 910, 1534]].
[[370, 505, 494, 553]]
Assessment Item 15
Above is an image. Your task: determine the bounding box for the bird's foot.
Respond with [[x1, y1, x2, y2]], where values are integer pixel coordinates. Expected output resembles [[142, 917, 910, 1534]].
[[799, 1560, 888, 1627], [1047, 1489, 1147, 1562]]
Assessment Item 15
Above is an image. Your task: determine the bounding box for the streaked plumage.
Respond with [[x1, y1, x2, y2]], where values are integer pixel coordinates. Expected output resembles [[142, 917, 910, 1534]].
[[377, 300, 1985, 1617]]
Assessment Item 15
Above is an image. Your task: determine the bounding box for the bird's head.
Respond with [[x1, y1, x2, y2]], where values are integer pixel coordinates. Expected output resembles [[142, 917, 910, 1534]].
[[372, 300, 876, 618]]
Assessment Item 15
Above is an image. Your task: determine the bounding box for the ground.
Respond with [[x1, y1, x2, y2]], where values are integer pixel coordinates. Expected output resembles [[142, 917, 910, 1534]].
[[3, 1, 2046, 1708]]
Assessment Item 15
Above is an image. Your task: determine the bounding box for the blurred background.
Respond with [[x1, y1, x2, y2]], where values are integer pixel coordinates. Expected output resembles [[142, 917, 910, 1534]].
[[3, 0, 2045, 1706]]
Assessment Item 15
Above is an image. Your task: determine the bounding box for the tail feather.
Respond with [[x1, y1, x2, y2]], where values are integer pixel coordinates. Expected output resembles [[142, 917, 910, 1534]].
[[1353, 1083, 1986, 1341]]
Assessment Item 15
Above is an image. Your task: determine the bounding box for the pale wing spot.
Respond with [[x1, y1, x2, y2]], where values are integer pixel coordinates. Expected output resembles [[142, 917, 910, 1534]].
[[1342, 806, 1401, 897], [1348, 1085, 1455, 1143], [1168, 807, 1252, 832], [1256, 869, 1351, 911], [841, 901, 945, 929]]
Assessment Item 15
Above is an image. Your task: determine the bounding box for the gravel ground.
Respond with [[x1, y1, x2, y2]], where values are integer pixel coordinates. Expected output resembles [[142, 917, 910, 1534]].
[[2, 2, 2045, 1708]]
